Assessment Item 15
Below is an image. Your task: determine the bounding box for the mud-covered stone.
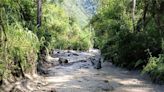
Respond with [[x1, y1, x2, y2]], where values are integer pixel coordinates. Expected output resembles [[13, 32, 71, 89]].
[[95, 59, 102, 69], [90, 57, 102, 69], [58, 58, 68, 64]]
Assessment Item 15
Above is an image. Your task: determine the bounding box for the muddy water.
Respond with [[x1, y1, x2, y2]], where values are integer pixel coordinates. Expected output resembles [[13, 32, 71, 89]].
[[42, 49, 164, 92]]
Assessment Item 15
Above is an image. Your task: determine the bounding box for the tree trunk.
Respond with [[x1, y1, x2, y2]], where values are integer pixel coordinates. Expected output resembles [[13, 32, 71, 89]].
[[132, 0, 136, 31], [142, 0, 148, 31], [37, 0, 42, 28]]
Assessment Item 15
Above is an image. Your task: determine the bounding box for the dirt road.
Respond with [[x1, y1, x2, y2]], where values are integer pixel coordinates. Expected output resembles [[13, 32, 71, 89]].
[[2, 49, 163, 92], [42, 49, 164, 92]]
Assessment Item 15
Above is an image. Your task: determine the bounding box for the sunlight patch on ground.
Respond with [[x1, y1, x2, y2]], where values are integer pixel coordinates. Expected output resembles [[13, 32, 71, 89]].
[[46, 75, 74, 83]]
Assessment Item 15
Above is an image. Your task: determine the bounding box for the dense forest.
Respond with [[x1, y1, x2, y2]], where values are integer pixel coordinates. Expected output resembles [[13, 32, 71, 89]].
[[0, 0, 92, 84], [0, 0, 164, 91], [91, 0, 164, 84]]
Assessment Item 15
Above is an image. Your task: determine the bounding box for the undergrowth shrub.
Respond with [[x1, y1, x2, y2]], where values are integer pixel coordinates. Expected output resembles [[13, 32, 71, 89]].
[[0, 1, 93, 83], [4, 23, 39, 77], [101, 27, 162, 69], [8, 23, 39, 69], [142, 54, 164, 84], [0, 14, 39, 81], [91, 0, 164, 84], [92, 0, 163, 67]]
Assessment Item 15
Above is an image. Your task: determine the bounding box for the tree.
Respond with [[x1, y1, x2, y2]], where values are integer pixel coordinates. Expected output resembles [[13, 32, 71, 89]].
[[37, 0, 42, 27], [132, 0, 136, 31]]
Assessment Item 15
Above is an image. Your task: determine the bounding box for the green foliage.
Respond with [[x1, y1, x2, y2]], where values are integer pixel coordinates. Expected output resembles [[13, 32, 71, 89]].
[[142, 55, 164, 84], [91, 0, 164, 83], [0, 0, 93, 83], [0, 0, 39, 80], [0, 22, 39, 78], [60, 0, 91, 27], [42, 3, 92, 50], [6, 23, 39, 72], [162, 39, 164, 52]]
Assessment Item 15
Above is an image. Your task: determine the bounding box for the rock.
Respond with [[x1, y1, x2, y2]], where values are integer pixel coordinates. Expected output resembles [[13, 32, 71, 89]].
[[68, 54, 71, 56], [90, 56, 102, 69], [47, 88, 57, 92], [36, 88, 56, 92], [72, 53, 79, 56], [37, 62, 49, 75], [101, 86, 114, 91], [78, 80, 82, 82], [80, 64, 89, 69], [95, 58, 102, 69], [96, 62, 101, 69], [103, 80, 109, 83], [79, 60, 87, 62], [59, 58, 68, 64], [67, 51, 79, 56], [98, 84, 114, 91], [10, 86, 24, 92], [90, 58, 95, 65]]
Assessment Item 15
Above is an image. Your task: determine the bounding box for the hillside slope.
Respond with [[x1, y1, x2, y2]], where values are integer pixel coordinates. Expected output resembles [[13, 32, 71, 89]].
[[56, 0, 98, 27]]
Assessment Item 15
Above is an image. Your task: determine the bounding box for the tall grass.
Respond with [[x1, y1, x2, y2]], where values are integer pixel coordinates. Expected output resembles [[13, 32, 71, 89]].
[[0, 22, 39, 79]]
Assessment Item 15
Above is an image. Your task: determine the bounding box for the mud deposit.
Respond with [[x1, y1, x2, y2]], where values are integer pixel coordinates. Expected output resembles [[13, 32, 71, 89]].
[[1, 49, 164, 92], [41, 49, 164, 92]]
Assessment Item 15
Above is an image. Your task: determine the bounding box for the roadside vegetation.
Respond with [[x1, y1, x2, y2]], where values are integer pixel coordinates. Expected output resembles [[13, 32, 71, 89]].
[[91, 0, 164, 84], [0, 0, 163, 88], [0, 0, 92, 85]]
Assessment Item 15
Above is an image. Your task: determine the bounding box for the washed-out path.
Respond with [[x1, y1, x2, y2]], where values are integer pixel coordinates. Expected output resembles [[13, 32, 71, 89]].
[[41, 49, 164, 92], [2, 49, 164, 92]]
